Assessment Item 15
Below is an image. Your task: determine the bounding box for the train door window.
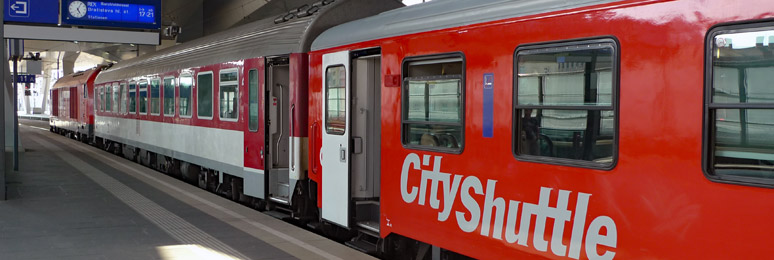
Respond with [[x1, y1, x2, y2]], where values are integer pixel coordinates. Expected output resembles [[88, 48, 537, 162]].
[[150, 78, 161, 115], [83, 84, 87, 99], [179, 73, 193, 117], [219, 69, 238, 121], [248, 69, 259, 131], [325, 65, 346, 135], [706, 24, 774, 186], [197, 72, 213, 119], [139, 80, 148, 114], [129, 82, 137, 113], [163, 77, 176, 116], [401, 54, 465, 153], [105, 84, 112, 112], [112, 83, 119, 113], [514, 38, 617, 169], [119, 83, 127, 114]]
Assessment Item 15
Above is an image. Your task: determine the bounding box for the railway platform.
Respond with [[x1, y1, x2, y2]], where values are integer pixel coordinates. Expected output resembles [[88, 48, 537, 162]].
[[0, 119, 374, 260]]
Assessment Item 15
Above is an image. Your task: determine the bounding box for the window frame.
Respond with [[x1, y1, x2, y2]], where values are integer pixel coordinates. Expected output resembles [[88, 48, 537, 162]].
[[197, 71, 214, 120], [218, 68, 239, 122], [150, 77, 161, 116], [129, 81, 137, 114], [112, 82, 120, 113], [400, 52, 466, 154], [119, 82, 127, 115], [703, 21, 774, 188], [179, 73, 194, 118], [512, 37, 620, 170], [325, 64, 347, 135], [248, 69, 259, 132], [163, 76, 176, 117], [138, 79, 149, 114]]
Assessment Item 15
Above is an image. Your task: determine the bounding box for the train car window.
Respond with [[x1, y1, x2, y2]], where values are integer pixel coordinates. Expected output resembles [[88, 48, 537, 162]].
[[179, 74, 193, 117], [219, 69, 239, 121], [707, 24, 774, 186], [325, 65, 346, 135], [105, 84, 112, 112], [401, 54, 465, 153], [129, 82, 137, 113], [150, 79, 161, 115], [83, 84, 87, 99], [198, 72, 214, 119], [248, 69, 259, 131], [112, 83, 119, 113], [163, 77, 176, 116], [139, 80, 148, 114], [514, 39, 617, 169], [119, 83, 127, 114]]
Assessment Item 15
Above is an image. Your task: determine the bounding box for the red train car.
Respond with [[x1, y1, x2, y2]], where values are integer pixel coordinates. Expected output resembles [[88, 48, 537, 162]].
[[50, 66, 102, 141], [308, 0, 774, 259]]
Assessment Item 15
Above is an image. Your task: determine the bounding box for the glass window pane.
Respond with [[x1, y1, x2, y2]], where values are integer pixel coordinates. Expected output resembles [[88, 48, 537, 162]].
[[112, 84, 119, 113], [403, 124, 462, 149], [139, 81, 148, 114], [220, 71, 238, 120], [164, 78, 175, 116], [179, 75, 192, 117], [517, 45, 614, 106], [151, 79, 160, 114], [198, 73, 213, 118], [325, 66, 346, 135], [129, 83, 136, 113], [249, 69, 259, 131], [714, 109, 774, 179], [713, 29, 774, 104], [106, 85, 112, 112], [518, 109, 614, 163], [119, 83, 127, 114]]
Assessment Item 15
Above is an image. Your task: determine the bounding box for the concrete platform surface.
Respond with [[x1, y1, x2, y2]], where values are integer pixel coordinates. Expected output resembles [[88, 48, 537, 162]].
[[0, 119, 376, 260]]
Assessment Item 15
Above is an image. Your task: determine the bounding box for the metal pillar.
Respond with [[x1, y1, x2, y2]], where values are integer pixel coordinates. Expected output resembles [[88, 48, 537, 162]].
[[1, 0, 7, 200], [12, 58, 17, 171]]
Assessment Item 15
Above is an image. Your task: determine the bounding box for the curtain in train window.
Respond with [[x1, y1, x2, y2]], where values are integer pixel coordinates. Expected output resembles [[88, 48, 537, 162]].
[[164, 78, 175, 116], [129, 83, 136, 113], [325, 65, 346, 135], [198, 73, 213, 118], [248, 69, 259, 131], [119, 83, 127, 114], [514, 40, 617, 167], [179, 74, 192, 117], [219, 70, 238, 120], [709, 26, 774, 183], [401, 56, 464, 151], [139, 81, 148, 114], [150, 79, 161, 115]]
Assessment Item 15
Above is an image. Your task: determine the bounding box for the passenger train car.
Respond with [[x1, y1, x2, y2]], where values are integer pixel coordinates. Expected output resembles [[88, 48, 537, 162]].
[[52, 0, 774, 259]]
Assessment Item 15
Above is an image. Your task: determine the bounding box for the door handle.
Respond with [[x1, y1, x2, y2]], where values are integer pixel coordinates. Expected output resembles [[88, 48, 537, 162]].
[[339, 144, 346, 162]]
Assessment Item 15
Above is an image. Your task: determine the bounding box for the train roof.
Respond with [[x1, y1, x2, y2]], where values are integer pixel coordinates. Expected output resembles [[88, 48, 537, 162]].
[[52, 67, 103, 90], [311, 0, 625, 51], [96, 0, 404, 84]]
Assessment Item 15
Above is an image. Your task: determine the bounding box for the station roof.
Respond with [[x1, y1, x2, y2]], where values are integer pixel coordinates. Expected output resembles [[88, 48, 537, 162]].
[[312, 0, 624, 51]]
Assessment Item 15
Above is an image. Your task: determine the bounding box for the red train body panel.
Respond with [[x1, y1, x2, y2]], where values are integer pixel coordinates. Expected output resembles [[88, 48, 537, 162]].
[[50, 66, 102, 139]]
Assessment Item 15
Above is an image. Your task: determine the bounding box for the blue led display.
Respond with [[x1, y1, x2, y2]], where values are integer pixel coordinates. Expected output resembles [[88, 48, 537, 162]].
[[62, 0, 161, 30]]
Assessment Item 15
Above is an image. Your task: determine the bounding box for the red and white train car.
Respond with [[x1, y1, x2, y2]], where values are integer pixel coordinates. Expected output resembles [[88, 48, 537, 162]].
[[50, 66, 103, 141], [309, 0, 774, 259], [91, 0, 403, 214]]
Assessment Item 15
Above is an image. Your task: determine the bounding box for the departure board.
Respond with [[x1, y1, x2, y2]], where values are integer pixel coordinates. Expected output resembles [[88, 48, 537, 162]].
[[62, 0, 161, 30]]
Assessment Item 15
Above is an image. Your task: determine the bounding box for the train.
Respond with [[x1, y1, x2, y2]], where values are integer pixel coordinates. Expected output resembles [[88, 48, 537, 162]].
[[49, 0, 774, 259]]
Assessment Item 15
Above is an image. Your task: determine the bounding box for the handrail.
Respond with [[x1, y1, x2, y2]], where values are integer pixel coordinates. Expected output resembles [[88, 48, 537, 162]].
[[274, 83, 283, 167]]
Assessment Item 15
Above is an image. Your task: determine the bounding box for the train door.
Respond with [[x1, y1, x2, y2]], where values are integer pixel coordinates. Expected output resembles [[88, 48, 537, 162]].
[[266, 57, 291, 204], [243, 58, 266, 199], [350, 49, 381, 233], [320, 51, 351, 228]]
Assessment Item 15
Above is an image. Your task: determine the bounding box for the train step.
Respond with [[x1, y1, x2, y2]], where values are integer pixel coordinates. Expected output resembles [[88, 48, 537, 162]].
[[345, 230, 380, 255]]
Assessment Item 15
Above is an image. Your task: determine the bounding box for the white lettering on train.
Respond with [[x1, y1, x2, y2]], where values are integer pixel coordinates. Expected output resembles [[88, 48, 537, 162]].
[[400, 153, 617, 260]]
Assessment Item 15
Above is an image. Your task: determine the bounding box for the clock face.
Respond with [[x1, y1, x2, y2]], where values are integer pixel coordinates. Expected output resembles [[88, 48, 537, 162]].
[[69, 1, 87, 18]]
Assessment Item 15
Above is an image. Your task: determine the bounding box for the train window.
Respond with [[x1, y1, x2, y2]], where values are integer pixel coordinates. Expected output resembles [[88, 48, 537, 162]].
[[219, 69, 239, 121], [163, 77, 175, 116], [119, 83, 127, 114], [325, 65, 346, 135], [129, 82, 137, 113], [248, 69, 259, 131], [83, 84, 87, 99], [514, 39, 617, 168], [179, 74, 193, 117], [150, 78, 161, 115], [105, 84, 112, 112], [98, 86, 104, 112], [401, 54, 465, 152], [139, 80, 148, 114], [707, 24, 774, 185], [112, 83, 119, 113], [198, 72, 213, 119]]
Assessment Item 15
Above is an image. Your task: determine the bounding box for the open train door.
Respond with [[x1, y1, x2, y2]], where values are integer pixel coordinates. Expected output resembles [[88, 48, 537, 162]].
[[320, 51, 350, 228]]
